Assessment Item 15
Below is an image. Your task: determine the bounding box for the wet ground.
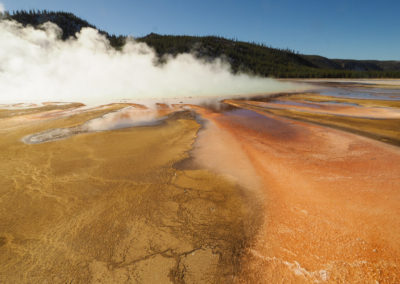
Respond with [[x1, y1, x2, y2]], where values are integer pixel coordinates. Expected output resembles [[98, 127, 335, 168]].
[[202, 103, 400, 283], [1, 79, 400, 283], [0, 104, 262, 283]]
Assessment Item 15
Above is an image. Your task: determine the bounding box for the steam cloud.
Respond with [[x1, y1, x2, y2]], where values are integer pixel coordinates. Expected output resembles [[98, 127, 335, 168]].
[[22, 107, 166, 144], [0, 18, 305, 105]]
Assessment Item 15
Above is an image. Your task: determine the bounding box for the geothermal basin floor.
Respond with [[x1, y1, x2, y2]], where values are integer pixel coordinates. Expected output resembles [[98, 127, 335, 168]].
[[1, 84, 400, 283]]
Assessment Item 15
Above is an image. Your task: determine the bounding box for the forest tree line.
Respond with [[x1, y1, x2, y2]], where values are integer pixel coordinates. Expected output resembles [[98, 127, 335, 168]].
[[4, 10, 400, 78]]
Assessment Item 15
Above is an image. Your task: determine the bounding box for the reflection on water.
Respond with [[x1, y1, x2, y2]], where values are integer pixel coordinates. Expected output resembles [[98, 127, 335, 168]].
[[23, 107, 167, 144], [319, 87, 400, 101], [222, 108, 300, 140], [20, 81, 400, 145], [301, 99, 360, 107]]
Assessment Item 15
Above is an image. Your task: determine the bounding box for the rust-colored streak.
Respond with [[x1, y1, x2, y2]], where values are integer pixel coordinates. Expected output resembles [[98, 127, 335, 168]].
[[197, 105, 400, 283]]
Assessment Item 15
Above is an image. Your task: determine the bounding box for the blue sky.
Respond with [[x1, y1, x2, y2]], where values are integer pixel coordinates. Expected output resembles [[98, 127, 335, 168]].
[[2, 0, 399, 60]]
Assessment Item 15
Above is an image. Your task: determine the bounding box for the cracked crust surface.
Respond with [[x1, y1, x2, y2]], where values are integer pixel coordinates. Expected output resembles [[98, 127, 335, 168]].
[[0, 105, 261, 283]]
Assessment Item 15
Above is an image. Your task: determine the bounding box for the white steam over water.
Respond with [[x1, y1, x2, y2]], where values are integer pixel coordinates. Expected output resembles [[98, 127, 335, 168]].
[[0, 19, 305, 105], [22, 107, 166, 144]]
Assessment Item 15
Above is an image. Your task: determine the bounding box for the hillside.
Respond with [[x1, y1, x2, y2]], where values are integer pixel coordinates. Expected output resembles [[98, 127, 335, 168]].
[[4, 10, 400, 78]]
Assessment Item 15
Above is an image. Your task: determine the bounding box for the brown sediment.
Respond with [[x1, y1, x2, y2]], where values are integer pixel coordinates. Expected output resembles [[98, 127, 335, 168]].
[[294, 79, 400, 90], [187, 107, 262, 192], [0, 102, 85, 118], [0, 104, 132, 136], [284, 93, 400, 108], [1, 93, 400, 283], [0, 107, 259, 283], [227, 99, 400, 147], [243, 99, 400, 119], [1, 103, 176, 140], [195, 104, 400, 283]]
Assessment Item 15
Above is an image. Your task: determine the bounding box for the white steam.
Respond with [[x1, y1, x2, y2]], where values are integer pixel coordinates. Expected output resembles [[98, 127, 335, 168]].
[[22, 107, 167, 144], [0, 19, 304, 105], [0, 3, 4, 14]]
